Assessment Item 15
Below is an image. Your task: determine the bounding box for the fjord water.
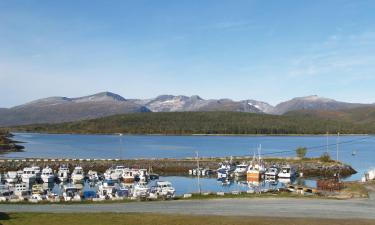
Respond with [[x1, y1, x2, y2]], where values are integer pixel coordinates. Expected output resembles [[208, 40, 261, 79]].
[[5, 133, 375, 181]]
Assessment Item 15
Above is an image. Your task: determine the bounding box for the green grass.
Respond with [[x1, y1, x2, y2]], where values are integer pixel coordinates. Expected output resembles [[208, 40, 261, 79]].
[[342, 182, 369, 198], [1, 213, 374, 225]]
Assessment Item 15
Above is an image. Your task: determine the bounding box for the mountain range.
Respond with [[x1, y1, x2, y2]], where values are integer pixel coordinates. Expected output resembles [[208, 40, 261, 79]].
[[0, 91, 373, 126]]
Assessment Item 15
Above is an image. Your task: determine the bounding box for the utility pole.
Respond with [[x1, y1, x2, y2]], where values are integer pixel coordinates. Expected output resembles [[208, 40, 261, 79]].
[[196, 151, 201, 194], [119, 133, 124, 160], [326, 131, 329, 154]]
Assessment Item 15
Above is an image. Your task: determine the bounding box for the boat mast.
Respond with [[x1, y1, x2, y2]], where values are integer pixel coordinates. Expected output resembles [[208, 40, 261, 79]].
[[258, 144, 262, 161], [196, 151, 201, 194], [119, 133, 124, 160]]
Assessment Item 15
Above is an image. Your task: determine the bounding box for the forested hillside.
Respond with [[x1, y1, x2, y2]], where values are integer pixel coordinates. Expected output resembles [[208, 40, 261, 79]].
[[10, 111, 375, 135]]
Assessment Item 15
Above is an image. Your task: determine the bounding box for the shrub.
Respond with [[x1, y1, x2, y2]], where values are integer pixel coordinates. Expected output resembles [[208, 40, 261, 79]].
[[296, 147, 307, 158]]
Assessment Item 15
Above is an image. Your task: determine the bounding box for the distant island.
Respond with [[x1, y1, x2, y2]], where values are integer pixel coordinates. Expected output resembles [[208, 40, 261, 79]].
[[10, 111, 375, 135]]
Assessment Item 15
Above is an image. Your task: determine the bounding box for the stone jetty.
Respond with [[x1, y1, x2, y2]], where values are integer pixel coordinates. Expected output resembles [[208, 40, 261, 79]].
[[0, 156, 356, 178]]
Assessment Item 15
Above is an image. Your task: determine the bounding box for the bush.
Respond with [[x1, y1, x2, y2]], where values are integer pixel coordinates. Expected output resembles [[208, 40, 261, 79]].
[[296, 147, 307, 158], [320, 152, 332, 162]]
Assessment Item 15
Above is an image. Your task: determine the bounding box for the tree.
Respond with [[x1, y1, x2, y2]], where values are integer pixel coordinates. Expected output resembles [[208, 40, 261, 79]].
[[296, 147, 307, 159]]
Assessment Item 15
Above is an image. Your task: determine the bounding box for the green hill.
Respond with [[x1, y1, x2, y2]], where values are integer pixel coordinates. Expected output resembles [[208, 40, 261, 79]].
[[285, 106, 375, 125], [9, 111, 375, 135]]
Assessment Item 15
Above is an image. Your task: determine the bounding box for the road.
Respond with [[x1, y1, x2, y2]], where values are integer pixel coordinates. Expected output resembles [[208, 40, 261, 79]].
[[1, 198, 375, 219]]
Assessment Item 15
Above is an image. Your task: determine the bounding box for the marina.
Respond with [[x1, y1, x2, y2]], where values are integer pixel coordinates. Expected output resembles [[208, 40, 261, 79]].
[[0, 133, 373, 203], [0, 155, 365, 202], [2, 133, 374, 181]]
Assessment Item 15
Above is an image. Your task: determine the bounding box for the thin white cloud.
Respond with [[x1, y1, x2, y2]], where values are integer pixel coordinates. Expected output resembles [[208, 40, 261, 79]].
[[286, 31, 375, 79]]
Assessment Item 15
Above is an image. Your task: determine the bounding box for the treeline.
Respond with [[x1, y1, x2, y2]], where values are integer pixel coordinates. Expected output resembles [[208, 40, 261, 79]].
[[10, 111, 375, 135]]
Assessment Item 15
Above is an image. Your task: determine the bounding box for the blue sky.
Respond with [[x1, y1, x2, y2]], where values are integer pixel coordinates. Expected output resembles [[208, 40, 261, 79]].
[[0, 0, 374, 107]]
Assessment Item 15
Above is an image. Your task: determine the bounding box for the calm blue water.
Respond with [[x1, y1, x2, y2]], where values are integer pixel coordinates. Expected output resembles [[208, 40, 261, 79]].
[[157, 176, 316, 196], [4, 133, 375, 181]]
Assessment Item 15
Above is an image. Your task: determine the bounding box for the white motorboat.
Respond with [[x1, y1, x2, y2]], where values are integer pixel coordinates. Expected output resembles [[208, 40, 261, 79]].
[[153, 181, 175, 198], [41, 166, 55, 183], [114, 183, 130, 198], [87, 170, 99, 181], [14, 183, 28, 197], [0, 184, 11, 196], [104, 165, 127, 180], [5, 171, 19, 183], [97, 180, 115, 199], [234, 163, 248, 177], [134, 169, 149, 182], [57, 165, 69, 183], [265, 166, 279, 177], [63, 184, 82, 201], [21, 167, 40, 184], [71, 166, 84, 183], [217, 162, 235, 179], [29, 194, 43, 203], [278, 165, 296, 178], [132, 182, 150, 198], [32, 166, 42, 179]]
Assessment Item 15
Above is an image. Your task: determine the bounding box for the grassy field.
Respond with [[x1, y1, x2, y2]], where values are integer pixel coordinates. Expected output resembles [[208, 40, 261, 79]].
[[1, 213, 375, 225]]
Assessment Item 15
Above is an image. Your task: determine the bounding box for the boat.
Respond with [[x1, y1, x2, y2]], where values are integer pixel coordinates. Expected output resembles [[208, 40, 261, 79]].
[[5, 171, 19, 183], [31, 184, 44, 195], [234, 163, 248, 177], [0, 184, 12, 197], [265, 166, 279, 178], [116, 184, 130, 198], [41, 166, 55, 183], [87, 170, 99, 181], [104, 165, 127, 180], [246, 163, 265, 182], [134, 169, 149, 182], [217, 161, 235, 179], [32, 166, 42, 179], [29, 194, 43, 203], [122, 170, 135, 184], [63, 183, 82, 201], [153, 181, 175, 198], [14, 183, 28, 197], [97, 180, 116, 199], [132, 182, 150, 198], [21, 167, 40, 184], [57, 165, 69, 183], [246, 145, 265, 182], [278, 165, 296, 178], [71, 166, 84, 183]]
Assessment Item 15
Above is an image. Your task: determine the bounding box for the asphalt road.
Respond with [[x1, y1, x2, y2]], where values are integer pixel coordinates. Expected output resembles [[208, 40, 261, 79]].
[[1, 198, 375, 219]]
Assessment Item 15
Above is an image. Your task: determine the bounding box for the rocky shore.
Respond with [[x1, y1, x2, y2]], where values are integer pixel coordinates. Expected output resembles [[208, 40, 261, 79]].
[[0, 131, 24, 154], [0, 157, 356, 178]]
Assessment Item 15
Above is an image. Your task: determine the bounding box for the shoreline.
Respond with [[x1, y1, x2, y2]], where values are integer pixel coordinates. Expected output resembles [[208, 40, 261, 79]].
[[10, 131, 373, 137]]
